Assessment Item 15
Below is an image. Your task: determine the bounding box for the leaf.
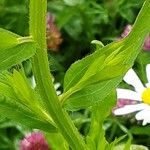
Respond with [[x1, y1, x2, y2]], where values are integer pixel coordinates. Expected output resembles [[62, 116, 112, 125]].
[[45, 132, 69, 150], [63, 77, 120, 111], [123, 138, 132, 150], [106, 135, 127, 150], [0, 28, 20, 50], [0, 42, 36, 71], [56, 6, 77, 29], [115, 144, 149, 150], [91, 40, 104, 50], [130, 145, 149, 150], [135, 51, 150, 83], [87, 91, 116, 150], [61, 41, 126, 110], [0, 28, 36, 71], [0, 71, 57, 132], [63, 0, 84, 6], [0, 71, 37, 107], [0, 96, 57, 132], [61, 0, 150, 110], [130, 126, 150, 135], [63, 40, 123, 92]]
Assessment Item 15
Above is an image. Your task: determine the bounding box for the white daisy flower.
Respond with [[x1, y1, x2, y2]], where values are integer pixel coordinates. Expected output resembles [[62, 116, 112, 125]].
[[114, 64, 150, 125]]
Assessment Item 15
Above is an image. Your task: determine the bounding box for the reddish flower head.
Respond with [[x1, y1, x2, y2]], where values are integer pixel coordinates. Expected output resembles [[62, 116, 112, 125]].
[[20, 132, 50, 150], [46, 12, 63, 51]]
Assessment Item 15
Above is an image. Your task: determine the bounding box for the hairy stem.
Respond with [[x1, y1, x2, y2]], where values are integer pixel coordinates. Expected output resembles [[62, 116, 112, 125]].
[[29, 0, 88, 149]]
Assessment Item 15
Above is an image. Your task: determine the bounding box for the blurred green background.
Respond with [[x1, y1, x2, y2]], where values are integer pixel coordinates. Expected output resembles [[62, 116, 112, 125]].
[[0, 0, 150, 149]]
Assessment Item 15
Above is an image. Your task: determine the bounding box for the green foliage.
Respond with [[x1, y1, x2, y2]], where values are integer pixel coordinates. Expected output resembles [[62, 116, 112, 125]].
[[0, 0, 150, 149], [0, 70, 57, 132], [0, 28, 36, 71], [61, 35, 147, 110], [0, 28, 20, 50], [0, 0, 28, 35], [86, 91, 116, 149], [115, 144, 149, 150], [46, 0, 144, 82], [60, 0, 150, 111], [45, 132, 69, 150]]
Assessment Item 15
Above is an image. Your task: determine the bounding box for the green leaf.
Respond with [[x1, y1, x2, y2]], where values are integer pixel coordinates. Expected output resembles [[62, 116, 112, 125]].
[[0, 28, 20, 50], [61, 41, 127, 110], [63, 40, 123, 92], [63, 0, 84, 6], [123, 138, 132, 150], [0, 42, 36, 71], [0, 96, 57, 132], [91, 40, 104, 51], [87, 91, 116, 150], [0, 71, 57, 132], [56, 6, 77, 29], [0, 28, 36, 71], [45, 132, 69, 150], [115, 144, 149, 150], [106, 135, 127, 150], [61, 0, 150, 111], [130, 145, 149, 150], [0, 71, 37, 107], [135, 51, 150, 83], [63, 77, 120, 111], [130, 126, 150, 135]]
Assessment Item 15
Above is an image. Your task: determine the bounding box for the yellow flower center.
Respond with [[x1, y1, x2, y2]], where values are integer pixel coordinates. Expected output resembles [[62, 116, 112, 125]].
[[142, 88, 150, 105]]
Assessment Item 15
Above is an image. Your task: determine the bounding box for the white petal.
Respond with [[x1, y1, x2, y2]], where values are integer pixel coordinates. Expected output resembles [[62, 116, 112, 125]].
[[142, 120, 149, 126], [117, 88, 141, 101], [114, 103, 148, 115], [146, 64, 150, 86], [135, 107, 150, 125], [123, 69, 145, 93], [54, 83, 61, 90]]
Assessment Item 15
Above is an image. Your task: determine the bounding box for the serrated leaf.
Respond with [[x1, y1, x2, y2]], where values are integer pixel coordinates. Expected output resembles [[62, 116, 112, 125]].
[[61, 0, 150, 110], [62, 39, 133, 111], [0, 71, 57, 132], [63, 40, 123, 92], [0, 96, 57, 132], [64, 77, 120, 111], [0, 71, 37, 106], [0, 42, 36, 71]]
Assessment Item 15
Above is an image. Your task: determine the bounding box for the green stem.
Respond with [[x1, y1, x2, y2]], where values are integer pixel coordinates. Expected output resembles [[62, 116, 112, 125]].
[[29, 0, 88, 149]]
